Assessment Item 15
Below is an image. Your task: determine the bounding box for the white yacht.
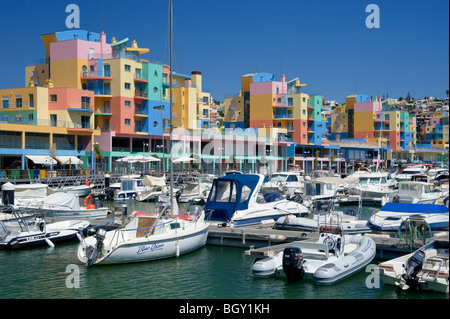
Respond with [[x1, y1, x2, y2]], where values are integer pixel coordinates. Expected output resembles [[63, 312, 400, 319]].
[[205, 172, 308, 227], [395, 165, 428, 182], [260, 172, 304, 196], [345, 171, 398, 205], [392, 181, 448, 204], [77, 202, 209, 265], [113, 175, 152, 201]]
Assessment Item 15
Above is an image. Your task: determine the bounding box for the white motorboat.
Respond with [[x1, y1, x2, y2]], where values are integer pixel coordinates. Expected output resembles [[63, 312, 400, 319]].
[[77, 202, 209, 265], [298, 179, 339, 208], [251, 224, 376, 284], [13, 192, 110, 220], [113, 175, 152, 201], [376, 239, 449, 294], [0, 206, 90, 250], [345, 172, 398, 205], [367, 202, 449, 232], [135, 175, 175, 202], [204, 172, 309, 227], [391, 181, 448, 204], [178, 179, 211, 203], [261, 172, 305, 196], [0, 183, 109, 220], [274, 210, 371, 234], [52, 184, 93, 197], [395, 165, 428, 182]]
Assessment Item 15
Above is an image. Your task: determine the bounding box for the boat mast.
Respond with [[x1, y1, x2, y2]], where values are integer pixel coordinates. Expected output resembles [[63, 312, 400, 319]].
[[169, 0, 174, 213]]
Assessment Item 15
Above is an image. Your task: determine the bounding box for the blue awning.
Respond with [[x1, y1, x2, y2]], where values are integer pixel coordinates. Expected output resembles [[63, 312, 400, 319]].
[[380, 202, 448, 214]]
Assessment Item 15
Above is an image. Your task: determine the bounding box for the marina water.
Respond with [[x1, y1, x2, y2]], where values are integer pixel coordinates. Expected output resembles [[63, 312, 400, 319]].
[[0, 201, 447, 299]]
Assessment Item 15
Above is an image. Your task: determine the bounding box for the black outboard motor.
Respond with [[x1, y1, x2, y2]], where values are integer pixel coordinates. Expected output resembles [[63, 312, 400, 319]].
[[282, 247, 304, 283], [397, 250, 426, 293]]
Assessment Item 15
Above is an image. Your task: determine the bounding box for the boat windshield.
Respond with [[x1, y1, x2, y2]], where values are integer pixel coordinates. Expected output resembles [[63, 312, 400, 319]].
[[305, 182, 322, 195], [359, 177, 381, 184], [209, 180, 238, 203], [269, 174, 288, 182]]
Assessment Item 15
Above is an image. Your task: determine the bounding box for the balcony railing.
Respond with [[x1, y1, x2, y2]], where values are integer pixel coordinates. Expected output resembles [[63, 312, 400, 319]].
[[135, 90, 148, 98], [95, 106, 112, 114], [81, 71, 112, 78], [2, 101, 35, 109]]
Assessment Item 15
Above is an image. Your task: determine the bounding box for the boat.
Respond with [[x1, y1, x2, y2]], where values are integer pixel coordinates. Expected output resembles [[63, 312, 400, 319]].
[[260, 172, 305, 196], [344, 171, 398, 205], [367, 202, 449, 232], [77, 200, 209, 265], [14, 192, 110, 220], [0, 206, 90, 250], [391, 181, 448, 204], [274, 209, 371, 234], [77, 0, 209, 266], [204, 172, 309, 227], [178, 178, 211, 203], [113, 175, 152, 201], [251, 224, 376, 284], [395, 165, 428, 182], [376, 239, 449, 294], [0, 182, 109, 220], [297, 179, 340, 208], [135, 175, 176, 202], [51, 183, 93, 197]]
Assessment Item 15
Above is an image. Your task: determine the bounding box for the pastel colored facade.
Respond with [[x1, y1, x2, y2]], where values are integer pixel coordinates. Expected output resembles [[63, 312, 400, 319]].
[[0, 85, 96, 170]]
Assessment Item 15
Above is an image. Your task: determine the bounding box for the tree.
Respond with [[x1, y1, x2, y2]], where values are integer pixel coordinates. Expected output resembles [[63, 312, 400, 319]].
[[399, 97, 403, 101]]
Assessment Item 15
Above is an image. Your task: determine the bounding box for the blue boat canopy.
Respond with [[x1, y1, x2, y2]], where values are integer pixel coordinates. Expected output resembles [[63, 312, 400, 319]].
[[380, 202, 449, 214], [204, 172, 261, 222]]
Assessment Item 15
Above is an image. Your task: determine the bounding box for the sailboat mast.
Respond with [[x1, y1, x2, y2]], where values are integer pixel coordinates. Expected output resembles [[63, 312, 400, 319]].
[[169, 0, 174, 212]]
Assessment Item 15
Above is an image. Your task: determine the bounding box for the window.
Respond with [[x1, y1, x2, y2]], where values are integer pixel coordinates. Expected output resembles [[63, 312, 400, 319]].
[[302, 122, 306, 127], [125, 119, 131, 126], [287, 97, 293, 106], [29, 113, 34, 123], [29, 94, 34, 107], [15, 114, 22, 122], [153, 87, 158, 93], [81, 96, 91, 109], [2, 96, 8, 109], [50, 114, 57, 127], [15, 96, 22, 108], [125, 65, 131, 72], [90, 65, 95, 72], [50, 94, 57, 102], [125, 83, 131, 90], [125, 101, 131, 108], [303, 97, 306, 103]]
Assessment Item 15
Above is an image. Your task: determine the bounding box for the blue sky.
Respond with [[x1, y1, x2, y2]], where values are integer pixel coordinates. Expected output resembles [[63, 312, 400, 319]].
[[0, 0, 448, 103]]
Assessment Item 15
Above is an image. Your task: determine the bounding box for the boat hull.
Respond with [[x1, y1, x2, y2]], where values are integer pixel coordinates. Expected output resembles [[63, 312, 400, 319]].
[[78, 224, 209, 265]]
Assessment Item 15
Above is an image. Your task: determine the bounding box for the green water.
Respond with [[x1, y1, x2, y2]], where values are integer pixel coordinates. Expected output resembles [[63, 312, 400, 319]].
[[0, 201, 447, 300]]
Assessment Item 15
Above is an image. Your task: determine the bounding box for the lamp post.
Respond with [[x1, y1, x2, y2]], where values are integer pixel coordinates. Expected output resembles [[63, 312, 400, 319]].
[[157, 144, 165, 174], [143, 142, 149, 173]]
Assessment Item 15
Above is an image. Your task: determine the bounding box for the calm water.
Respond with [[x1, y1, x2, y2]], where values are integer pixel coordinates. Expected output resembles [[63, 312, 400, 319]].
[[0, 201, 447, 300]]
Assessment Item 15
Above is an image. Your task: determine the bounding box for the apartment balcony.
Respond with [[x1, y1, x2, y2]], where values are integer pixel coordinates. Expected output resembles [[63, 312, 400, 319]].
[[80, 71, 112, 80], [95, 106, 112, 115], [134, 73, 148, 83], [66, 121, 94, 132], [134, 107, 148, 117], [134, 90, 148, 100], [273, 114, 294, 119], [96, 124, 116, 132]]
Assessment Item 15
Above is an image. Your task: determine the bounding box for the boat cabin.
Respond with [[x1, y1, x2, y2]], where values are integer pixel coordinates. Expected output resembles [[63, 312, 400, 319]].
[[204, 172, 263, 222]]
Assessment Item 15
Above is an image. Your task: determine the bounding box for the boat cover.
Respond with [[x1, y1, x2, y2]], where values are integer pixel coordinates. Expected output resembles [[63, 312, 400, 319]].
[[380, 202, 449, 214], [204, 173, 260, 222]]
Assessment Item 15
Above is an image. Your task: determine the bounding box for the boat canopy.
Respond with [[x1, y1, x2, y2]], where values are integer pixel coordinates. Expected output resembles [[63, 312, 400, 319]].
[[205, 173, 261, 222], [380, 203, 449, 214]]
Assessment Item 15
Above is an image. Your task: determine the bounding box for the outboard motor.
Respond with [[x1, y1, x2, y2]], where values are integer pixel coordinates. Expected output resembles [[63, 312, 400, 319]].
[[282, 247, 304, 283], [396, 250, 426, 293], [86, 228, 107, 266]]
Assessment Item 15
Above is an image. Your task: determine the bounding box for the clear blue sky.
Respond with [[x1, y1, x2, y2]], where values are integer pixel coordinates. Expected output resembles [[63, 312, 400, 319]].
[[0, 0, 448, 103]]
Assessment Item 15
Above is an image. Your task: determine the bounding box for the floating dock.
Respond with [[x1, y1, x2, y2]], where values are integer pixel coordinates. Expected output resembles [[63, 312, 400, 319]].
[[87, 215, 448, 261]]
